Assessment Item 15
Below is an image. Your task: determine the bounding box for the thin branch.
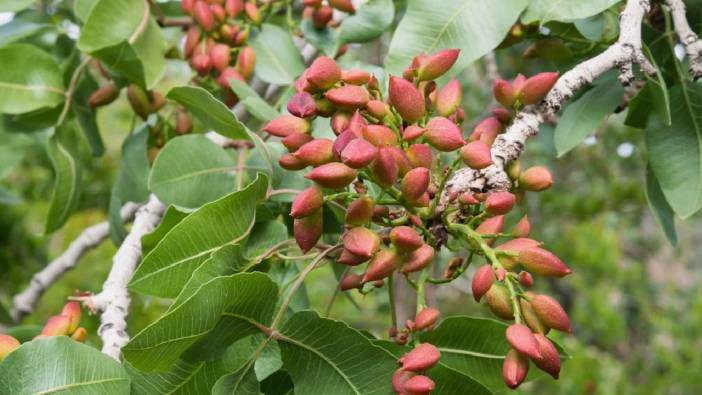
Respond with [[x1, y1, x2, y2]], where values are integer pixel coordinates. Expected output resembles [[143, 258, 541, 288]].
[[56, 56, 92, 126], [10, 203, 141, 323], [666, 0, 702, 80]]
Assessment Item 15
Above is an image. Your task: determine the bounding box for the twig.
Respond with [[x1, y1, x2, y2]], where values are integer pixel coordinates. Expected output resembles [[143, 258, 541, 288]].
[[56, 56, 92, 126], [665, 0, 702, 80]]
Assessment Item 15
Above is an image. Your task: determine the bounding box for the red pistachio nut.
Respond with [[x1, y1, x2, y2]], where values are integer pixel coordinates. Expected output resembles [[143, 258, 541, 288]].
[[331, 112, 352, 135], [362, 248, 399, 282], [506, 323, 541, 359], [345, 196, 375, 226], [293, 208, 323, 253], [209, 44, 231, 72], [425, 117, 464, 151], [237, 46, 256, 79], [340, 273, 363, 290], [532, 334, 561, 379], [401, 168, 430, 202], [313, 5, 334, 29], [71, 327, 88, 342], [332, 130, 357, 159], [405, 144, 433, 169], [192, 52, 213, 76], [485, 283, 514, 320], [416, 48, 460, 81], [337, 248, 369, 266], [220, 24, 237, 44], [392, 368, 416, 394], [493, 79, 518, 107], [492, 107, 511, 124], [414, 307, 440, 331], [40, 315, 72, 337], [294, 138, 335, 166], [244, 1, 261, 23], [234, 29, 249, 46], [342, 69, 370, 85], [347, 111, 367, 136], [306, 162, 358, 189], [343, 227, 381, 259], [263, 115, 310, 137], [193, 1, 214, 31], [372, 205, 389, 220], [519, 271, 534, 288], [279, 154, 307, 170], [287, 92, 317, 118], [326, 85, 370, 110], [175, 110, 193, 135], [435, 79, 462, 117], [341, 138, 378, 168], [460, 141, 493, 169], [88, 85, 119, 108], [403, 375, 436, 395], [472, 264, 495, 302], [520, 72, 559, 105], [519, 166, 553, 191], [307, 56, 342, 90], [512, 215, 530, 237], [371, 147, 399, 188], [521, 299, 548, 334], [400, 343, 441, 372], [402, 124, 426, 141], [211, 4, 226, 23], [389, 76, 425, 124], [290, 186, 324, 218], [366, 100, 388, 120], [389, 226, 423, 252], [282, 133, 314, 152], [329, 0, 355, 13], [529, 293, 572, 333], [476, 215, 505, 245], [389, 147, 413, 176], [471, 117, 502, 146], [485, 192, 516, 215], [61, 302, 81, 334], [518, 247, 572, 277], [400, 244, 435, 273], [184, 26, 201, 58], [181, 0, 195, 15], [0, 334, 20, 361], [495, 238, 541, 253], [363, 124, 398, 147], [225, 0, 244, 17], [216, 67, 244, 89], [503, 349, 529, 389]]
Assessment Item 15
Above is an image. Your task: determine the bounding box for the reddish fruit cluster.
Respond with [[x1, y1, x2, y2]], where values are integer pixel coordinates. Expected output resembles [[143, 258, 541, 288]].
[[392, 343, 440, 395], [302, 0, 355, 30], [493, 72, 559, 109]]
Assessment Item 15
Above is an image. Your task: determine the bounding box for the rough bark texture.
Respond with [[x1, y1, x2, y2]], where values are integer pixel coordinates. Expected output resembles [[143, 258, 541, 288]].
[[667, 0, 702, 80]]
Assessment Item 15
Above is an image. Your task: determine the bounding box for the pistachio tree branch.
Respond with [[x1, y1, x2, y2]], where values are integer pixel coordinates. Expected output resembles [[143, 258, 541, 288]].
[[441, 0, 657, 205], [9, 202, 141, 323], [666, 0, 702, 80]]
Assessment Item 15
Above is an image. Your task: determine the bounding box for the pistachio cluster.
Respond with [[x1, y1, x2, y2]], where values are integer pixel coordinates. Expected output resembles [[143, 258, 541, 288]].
[[302, 0, 356, 29]]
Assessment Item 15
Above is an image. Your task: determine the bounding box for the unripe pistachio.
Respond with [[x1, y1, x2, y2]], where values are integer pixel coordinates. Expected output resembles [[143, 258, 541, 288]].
[[400, 343, 441, 372], [343, 227, 380, 259], [406, 144, 433, 169], [401, 167, 430, 202], [371, 147, 399, 188], [416, 48, 460, 81], [392, 368, 416, 394], [315, 97, 335, 117], [476, 215, 505, 245], [340, 273, 363, 290], [234, 29, 249, 46], [471, 117, 502, 146], [472, 264, 495, 302], [211, 3, 226, 23], [400, 244, 435, 273], [294, 138, 334, 166], [326, 85, 370, 110], [520, 72, 559, 105], [389, 226, 423, 252], [88, 85, 119, 108], [294, 208, 323, 253], [237, 46, 256, 79], [414, 307, 440, 331], [363, 124, 397, 147], [306, 162, 358, 188], [192, 52, 213, 76], [341, 69, 370, 85], [532, 334, 561, 378], [485, 192, 516, 215], [337, 248, 369, 266], [372, 205, 389, 220], [506, 159, 521, 181], [220, 24, 237, 44], [290, 186, 324, 218], [282, 133, 314, 152], [279, 153, 307, 170], [388, 76, 425, 124], [485, 283, 514, 320], [493, 79, 517, 107], [345, 196, 375, 225], [529, 293, 572, 333], [435, 79, 462, 116], [425, 117, 464, 151], [126, 85, 151, 119], [362, 248, 399, 282], [366, 100, 388, 119], [506, 323, 541, 359], [225, 0, 244, 17], [329, 0, 355, 13], [182, 0, 195, 15], [520, 299, 548, 334], [244, 1, 261, 23], [519, 247, 572, 277], [460, 141, 493, 169], [340, 138, 378, 168], [519, 271, 534, 288], [71, 327, 87, 342], [503, 349, 529, 389], [313, 5, 334, 29], [287, 92, 316, 118], [512, 215, 530, 237], [0, 334, 20, 361], [402, 125, 425, 141], [307, 56, 342, 89], [519, 166, 553, 191], [184, 26, 201, 58], [193, 1, 214, 31], [40, 315, 72, 337], [263, 115, 310, 137], [61, 302, 81, 334], [403, 375, 435, 395]]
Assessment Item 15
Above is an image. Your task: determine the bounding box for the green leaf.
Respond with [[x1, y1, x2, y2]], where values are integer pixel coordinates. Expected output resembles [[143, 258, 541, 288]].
[[251, 24, 306, 85], [212, 362, 263, 395], [339, 0, 394, 44], [77, 0, 166, 88], [522, 0, 620, 24], [141, 206, 190, 257], [300, 20, 339, 57], [386, 0, 527, 75], [73, 73, 105, 157], [123, 272, 278, 371], [0, 130, 30, 179], [242, 97, 279, 122], [554, 73, 624, 156], [0, 20, 55, 46], [646, 82, 702, 219], [625, 45, 671, 128], [645, 165, 677, 245], [149, 134, 237, 208], [0, 337, 130, 395], [0, 44, 65, 114], [74, 0, 98, 21], [167, 86, 249, 140], [0, 0, 35, 12], [243, 220, 288, 259], [45, 122, 83, 233], [129, 174, 268, 297], [278, 311, 397, 395], [228, 79, 262, 101]]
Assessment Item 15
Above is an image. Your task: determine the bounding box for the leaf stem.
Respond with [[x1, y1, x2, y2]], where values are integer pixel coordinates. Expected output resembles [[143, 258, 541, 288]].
[[57, 56, 91, 127]]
